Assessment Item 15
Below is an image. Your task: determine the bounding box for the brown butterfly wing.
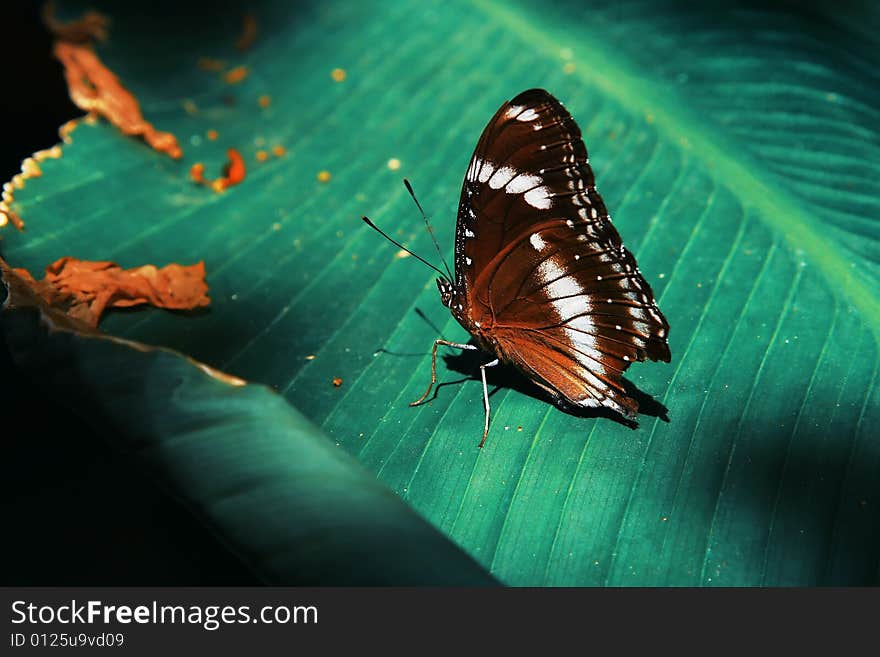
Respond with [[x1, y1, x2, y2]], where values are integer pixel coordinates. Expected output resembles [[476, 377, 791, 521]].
[[455, 89, 595, 306], [454, 89, 669, 418]]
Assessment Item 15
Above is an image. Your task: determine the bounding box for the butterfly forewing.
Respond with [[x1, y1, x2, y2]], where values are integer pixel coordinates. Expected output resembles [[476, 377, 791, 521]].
[[455, 89, 599, 299], [452, 88, 670, 418]]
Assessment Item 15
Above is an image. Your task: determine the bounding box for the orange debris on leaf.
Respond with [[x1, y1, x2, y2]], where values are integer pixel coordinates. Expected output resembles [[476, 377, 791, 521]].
[[272, 145, 286, 157], [206, 129, 219, 141], [218, 148, 246, 190], [331, 68, 347, 82], [191, 148, 246, 193], [235, 13, 258, 51], [317, 170, 331, 183], [224, 65, 250, 84], [198, 57, 226, 72], [190, 162, 207, 184], [53, 41, 183, 159], [255, 150, 268, 162], [332, 377, 343, 387], [12, 257, 210, 328], [258, 94, 271, 108]]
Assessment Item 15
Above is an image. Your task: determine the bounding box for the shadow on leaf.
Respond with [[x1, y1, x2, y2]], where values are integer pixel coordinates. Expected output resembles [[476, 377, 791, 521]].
[[433, 342, 669, 428]]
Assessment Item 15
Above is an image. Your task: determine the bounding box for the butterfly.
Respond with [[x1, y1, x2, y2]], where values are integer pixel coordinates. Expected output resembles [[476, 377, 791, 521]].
[[365, 89, 670, 447]]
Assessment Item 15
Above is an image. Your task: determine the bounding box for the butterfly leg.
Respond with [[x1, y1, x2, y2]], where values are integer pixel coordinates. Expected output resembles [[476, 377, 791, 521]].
[[478, 358, 500, 448], [410, 339, 477, 407]]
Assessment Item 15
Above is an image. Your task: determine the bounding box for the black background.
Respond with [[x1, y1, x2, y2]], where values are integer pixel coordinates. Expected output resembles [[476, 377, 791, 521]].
[[1, 5, 77, 183]]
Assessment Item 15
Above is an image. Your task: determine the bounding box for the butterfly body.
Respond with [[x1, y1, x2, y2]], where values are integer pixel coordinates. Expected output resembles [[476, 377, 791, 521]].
[[431, 89, 670, 432]]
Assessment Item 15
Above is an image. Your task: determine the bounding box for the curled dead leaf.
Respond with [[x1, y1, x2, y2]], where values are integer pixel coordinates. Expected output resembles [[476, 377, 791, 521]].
[[54, 41, 183, 159], [0, 5, 117, 232], [1, 257, 244, 387], [11, 257, 210, 328], [45, 6, 182, 161]]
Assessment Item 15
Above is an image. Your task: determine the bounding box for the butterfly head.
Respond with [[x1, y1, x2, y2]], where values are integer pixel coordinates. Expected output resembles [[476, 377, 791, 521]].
[[436, 277, 454, 308]]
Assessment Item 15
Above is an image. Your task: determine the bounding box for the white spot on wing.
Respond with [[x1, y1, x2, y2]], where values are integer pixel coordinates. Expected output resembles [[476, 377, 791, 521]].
[[464, 228, 475, 238], [552, 295, 590, 323], [536, 259, 597, 351], [489, 165, 518, 189], [563, 327, 604, 375], [504, 105, 524, 119], [474, 157, 495, 183], [524, 186, 552, 209], [505, 172, 543, 194], [564, 314, 600, 338], [530, 233, 546, 250], [517, 108, 539, 122]]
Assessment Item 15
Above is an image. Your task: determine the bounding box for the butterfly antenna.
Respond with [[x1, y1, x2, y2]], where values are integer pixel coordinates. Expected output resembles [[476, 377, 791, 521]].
[[361, 216, 448, 278], [404, 178, 454, 281]]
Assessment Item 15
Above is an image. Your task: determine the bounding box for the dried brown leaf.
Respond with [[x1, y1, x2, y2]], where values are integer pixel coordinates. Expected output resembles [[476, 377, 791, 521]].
[[53, 41, 183, 159], [1, 257, 244, 387], [12, 257, 210, 327]]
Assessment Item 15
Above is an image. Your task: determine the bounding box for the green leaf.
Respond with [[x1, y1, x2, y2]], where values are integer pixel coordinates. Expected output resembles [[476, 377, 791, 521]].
[[0, 262, 497, 585], [3, 0, 879, 585]]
